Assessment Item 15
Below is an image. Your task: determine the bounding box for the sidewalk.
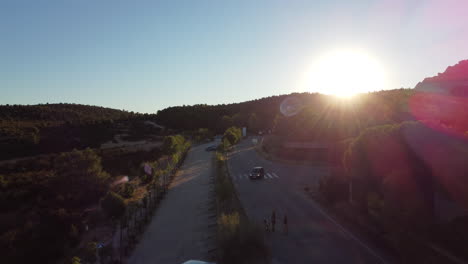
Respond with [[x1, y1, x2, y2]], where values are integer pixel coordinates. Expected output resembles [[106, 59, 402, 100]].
[[127, 143, 217, 264]]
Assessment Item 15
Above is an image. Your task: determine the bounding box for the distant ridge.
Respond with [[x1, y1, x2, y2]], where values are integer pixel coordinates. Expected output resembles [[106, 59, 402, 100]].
[[0, 103, 136, 124], [415, 60, 468, 97]]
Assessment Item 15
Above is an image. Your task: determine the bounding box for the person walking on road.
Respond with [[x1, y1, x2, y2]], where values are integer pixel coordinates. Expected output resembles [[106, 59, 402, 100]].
[[271, 210, 276, 232], [283, 214, 288, 235]]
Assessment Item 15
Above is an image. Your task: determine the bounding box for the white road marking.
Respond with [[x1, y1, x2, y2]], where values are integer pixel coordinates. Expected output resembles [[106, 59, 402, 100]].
[[272, 172, 279, 178], [243, 174, 249, 179], [266, 173, 273, 179]]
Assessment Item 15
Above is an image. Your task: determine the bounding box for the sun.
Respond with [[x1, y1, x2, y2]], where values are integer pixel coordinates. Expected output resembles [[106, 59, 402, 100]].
[[306, 49, 387, 98]]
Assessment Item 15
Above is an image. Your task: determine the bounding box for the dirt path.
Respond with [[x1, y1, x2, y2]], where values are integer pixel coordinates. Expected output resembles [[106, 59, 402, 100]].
[[127, 142, 217, 264]]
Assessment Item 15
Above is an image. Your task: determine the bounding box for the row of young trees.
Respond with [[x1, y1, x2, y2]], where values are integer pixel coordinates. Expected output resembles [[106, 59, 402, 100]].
[[108, 134, 191, 263]]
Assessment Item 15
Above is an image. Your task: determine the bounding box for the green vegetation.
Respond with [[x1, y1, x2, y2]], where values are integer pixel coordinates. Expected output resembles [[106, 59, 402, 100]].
[[214, 130, 269, 264], [316, 121, 468, 262], [0, 148, 111, 263], [53, 149, 110, 207], [193, 128, 214, 142], [2, 81, 467, 263], [100, 191, 126, 219], [0, 103, 148, 160], [218, 126, 242, 152], [155, 90, 416, 140], [162, 134, 188, 155], [0, 133, 191, 264]]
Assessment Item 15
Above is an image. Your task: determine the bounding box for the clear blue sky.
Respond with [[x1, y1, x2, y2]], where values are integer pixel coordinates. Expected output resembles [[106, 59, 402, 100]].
[[1, 0, 467, 113]]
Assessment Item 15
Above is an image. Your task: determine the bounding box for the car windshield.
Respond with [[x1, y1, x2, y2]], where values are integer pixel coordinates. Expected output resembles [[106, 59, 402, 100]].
[[253, 168, 263, 173]]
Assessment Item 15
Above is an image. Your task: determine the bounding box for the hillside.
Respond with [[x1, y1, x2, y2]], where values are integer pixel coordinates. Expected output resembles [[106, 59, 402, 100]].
[[415, 60, 468, 97], [0, 104, 142, 160], [0, 103, 136, 124], [156, 89, 415, 141]]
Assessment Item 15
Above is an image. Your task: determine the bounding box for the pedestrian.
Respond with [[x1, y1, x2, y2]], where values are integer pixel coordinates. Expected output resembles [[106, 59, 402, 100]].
[[264, 218, 269, 232], [283, 214, 288, 235], [271, 210, 276, 232]]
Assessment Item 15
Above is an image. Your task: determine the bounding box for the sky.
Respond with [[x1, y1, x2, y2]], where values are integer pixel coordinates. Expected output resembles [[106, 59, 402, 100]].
[[1, 0, 468, 113]]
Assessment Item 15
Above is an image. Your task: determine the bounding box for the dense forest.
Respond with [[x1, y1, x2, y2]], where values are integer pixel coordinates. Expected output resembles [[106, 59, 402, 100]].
[[0, 103, 135, 123], [155, 89, 416, 140]]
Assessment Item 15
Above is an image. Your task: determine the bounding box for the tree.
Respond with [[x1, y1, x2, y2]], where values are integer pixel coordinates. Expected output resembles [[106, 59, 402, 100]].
[[220, 115, 233, 132], [223, 127, 242, 146], [344, 122, 434, 218], [100, 191, 126, 219], [196, 128, 213, 141], [162, 135, 185, 155], [248, 113, 259, 133], [232, 113, 244, 127], [70, 256, 81, 264]]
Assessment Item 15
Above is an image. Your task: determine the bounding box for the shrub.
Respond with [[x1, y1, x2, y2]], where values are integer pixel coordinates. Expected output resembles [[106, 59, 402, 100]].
[[70, 256, 81, 264], [81, 242, 97, 263], [218, 214, 268, 264], [161, 134, 186, 155], [52, 148, 109, 207], [216, 177, 232, 204], [223, 126, 242, 145], [122, 182, 135, 198], [219, 212, 240, 237], [100, 191, 126, 219]]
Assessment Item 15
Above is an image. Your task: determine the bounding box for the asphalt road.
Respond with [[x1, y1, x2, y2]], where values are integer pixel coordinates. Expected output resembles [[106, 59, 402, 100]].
[[127, 142, 216, 264], [227, 137, 388, 264]]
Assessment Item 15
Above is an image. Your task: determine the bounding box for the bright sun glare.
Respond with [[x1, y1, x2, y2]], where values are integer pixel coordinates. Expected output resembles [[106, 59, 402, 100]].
[[307, 49, 387, 98]]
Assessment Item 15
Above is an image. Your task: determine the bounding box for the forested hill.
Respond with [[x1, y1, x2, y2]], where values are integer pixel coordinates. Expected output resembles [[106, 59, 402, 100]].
[[155, 94, 291, 132], [155, 90, 416, 140], [0, 104, 142, 160], [157, 59, 468, 141], [0, 103, 137, 124]]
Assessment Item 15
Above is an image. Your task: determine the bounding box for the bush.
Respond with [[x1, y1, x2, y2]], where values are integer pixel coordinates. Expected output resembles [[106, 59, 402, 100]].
[[121, 182, 135, 198], [215, 150, 270, 263], [216, 176, 232, 204], [52, 148, 110, 207], [161, 134, 186, 155], [70, 256, 81, 264], [219, 212, 240, 238], [223, 126, 242, 145], [81, 242, 97, 263], [218, 213, 268, 264], [100, 191, 126, 219]]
